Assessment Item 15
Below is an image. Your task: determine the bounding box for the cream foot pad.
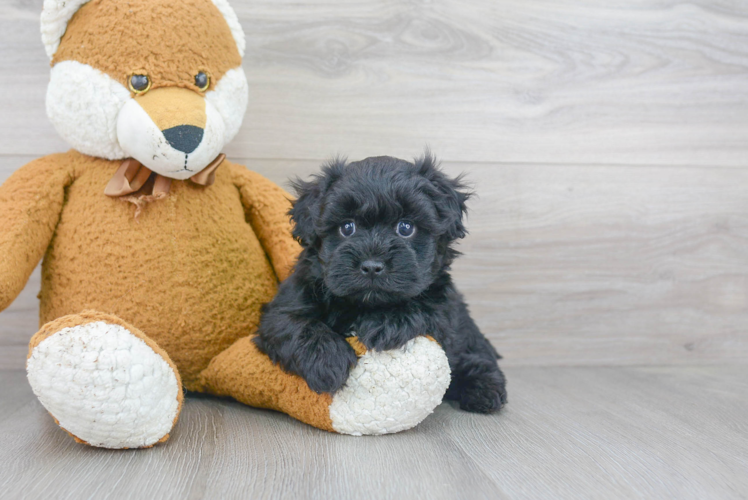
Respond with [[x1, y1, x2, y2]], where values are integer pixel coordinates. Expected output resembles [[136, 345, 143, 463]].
[[330, 336, 451, 435], [27, 321, 181, 448]]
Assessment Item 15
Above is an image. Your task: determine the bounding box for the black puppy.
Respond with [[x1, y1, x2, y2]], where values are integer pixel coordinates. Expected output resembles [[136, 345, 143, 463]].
[[254, 154, 507, 413]]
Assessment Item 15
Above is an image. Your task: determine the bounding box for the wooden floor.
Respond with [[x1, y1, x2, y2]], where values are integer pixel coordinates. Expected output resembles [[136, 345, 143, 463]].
[[2, 363, 747, 499], [1, 0, 748, 498]]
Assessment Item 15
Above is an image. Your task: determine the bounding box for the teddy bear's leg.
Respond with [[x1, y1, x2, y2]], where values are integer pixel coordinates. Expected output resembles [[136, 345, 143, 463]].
[[197, 334, 451, 435], [26, 311, 183, 449]]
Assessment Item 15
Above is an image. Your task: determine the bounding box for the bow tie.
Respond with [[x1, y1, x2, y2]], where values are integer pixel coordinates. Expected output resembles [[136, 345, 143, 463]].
[[104, 154, 226, 198]]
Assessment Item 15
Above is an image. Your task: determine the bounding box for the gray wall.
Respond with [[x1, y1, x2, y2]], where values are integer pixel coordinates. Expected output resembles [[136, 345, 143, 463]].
[[2, 0, 747, 368]]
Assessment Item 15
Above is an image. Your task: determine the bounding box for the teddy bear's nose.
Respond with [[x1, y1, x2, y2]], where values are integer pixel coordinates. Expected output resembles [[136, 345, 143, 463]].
[[162, 125, 204, 154]]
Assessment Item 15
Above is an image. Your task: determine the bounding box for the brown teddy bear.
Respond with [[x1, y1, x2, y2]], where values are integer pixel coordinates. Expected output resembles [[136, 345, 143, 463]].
[[0, 0, 450, 448]]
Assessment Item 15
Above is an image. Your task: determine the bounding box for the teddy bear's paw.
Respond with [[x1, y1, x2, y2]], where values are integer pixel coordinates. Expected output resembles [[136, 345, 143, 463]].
[[27, 321, 181, 449], [329, 336, 451, 435]]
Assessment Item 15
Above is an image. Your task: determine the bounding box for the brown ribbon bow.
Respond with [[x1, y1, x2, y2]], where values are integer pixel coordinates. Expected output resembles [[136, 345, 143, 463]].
[[104, 154, 225, 217], [105, 154, 225, 197]]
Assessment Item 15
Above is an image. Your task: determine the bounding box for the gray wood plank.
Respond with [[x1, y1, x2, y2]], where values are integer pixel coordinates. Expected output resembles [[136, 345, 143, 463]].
[[3, 156, 747, 368], [432, 365, 748, 499], [0, 369, 506, 500], [199, 398, 506, 500], [0, 371, 228, 500], [2, 2, 748, 165], [0, 365, 746, 499]]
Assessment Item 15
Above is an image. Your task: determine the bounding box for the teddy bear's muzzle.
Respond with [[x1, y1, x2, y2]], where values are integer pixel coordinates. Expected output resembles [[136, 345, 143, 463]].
[[116, 86, 226, 181], [162, 125, 204, 154]]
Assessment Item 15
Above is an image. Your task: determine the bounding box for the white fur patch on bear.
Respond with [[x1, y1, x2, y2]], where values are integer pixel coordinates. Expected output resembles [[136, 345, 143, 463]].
[[42, 0, 245, 59], [206, 67, 249, 145], [329, 337, 451, 436], [26, 321, 181, 449], [47, 61, 130, 160]]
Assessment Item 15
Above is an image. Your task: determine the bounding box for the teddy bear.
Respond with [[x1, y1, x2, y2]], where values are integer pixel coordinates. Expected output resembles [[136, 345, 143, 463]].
[[0, 0, 450, 448]]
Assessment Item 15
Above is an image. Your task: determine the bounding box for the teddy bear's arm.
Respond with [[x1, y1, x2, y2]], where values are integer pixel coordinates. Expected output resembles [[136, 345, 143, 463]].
[[227, 161, 302, 282], [0, 154, 75, 311]]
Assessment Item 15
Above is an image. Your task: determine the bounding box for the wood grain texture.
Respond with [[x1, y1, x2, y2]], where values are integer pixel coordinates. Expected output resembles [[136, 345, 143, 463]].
[[1, 1, 748, 165], [0, 365, 746, 499], [3, 156, 746, 368]]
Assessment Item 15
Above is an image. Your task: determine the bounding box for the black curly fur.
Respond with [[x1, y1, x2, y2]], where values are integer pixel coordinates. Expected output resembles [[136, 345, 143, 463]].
[[254, 154, 506, 413]]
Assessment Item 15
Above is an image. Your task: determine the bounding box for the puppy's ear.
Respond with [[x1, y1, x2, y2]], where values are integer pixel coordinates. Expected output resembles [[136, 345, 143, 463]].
[[415, 152, 471, 240], [290, 158, 346, 247]]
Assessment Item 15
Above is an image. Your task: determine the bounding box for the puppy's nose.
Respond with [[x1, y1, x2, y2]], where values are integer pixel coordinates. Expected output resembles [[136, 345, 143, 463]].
[[360, 260, 385, 276]]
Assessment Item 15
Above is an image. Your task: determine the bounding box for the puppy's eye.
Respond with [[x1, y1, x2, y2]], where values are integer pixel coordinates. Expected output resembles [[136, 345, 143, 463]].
[[128, 74, 151, 94], [339, 221, 356, 237], [396, 221, 415, 238], [195, 71, 210, 91]]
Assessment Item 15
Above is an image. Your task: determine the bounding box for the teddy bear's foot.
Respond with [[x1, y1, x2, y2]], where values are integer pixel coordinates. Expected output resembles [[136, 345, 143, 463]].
[[198, 335, 451, 435], [328, 336, 451, 435], [26, 311, 183, 449]]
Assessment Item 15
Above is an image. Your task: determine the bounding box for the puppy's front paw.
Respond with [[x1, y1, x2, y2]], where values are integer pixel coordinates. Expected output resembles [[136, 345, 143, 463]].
[[459, 374, 507, 414], [297, 335, 358, 394]]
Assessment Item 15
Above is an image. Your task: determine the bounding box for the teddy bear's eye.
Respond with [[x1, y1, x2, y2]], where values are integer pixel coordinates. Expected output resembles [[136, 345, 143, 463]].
[[128, 74, 151, 94], [396, 221, 415, 238], [339, 221, 356, 238], [195, 72, 210, 91]]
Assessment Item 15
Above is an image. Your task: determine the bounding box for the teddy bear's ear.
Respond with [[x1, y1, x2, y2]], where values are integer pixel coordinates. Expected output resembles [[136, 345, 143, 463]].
[[206, 0, 246, 57], [290, 158, 346, 248], [41, 0, 92, 59], [41, 0, 246, 60], [415, 152, 471, 241]]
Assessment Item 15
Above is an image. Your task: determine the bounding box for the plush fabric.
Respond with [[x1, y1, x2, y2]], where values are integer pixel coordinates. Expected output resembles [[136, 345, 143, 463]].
[[198, 335, 336, 432], [205, 67, 249, 144], [9, 151, 297, 389], [42, 0, 245, 60], [200, 337, 450, 436], [45, 0, 249, 163], [41, 0, 92, 58], [0, 154, 75, 312], [327, 337, 451, 435], [46, 60, 131, 160], [198, 335, 451, 436], [1, 149, 297, 390], [117, 89, 228, 176], [28, 311, 183, 448], [52, 0, 242, 92]]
